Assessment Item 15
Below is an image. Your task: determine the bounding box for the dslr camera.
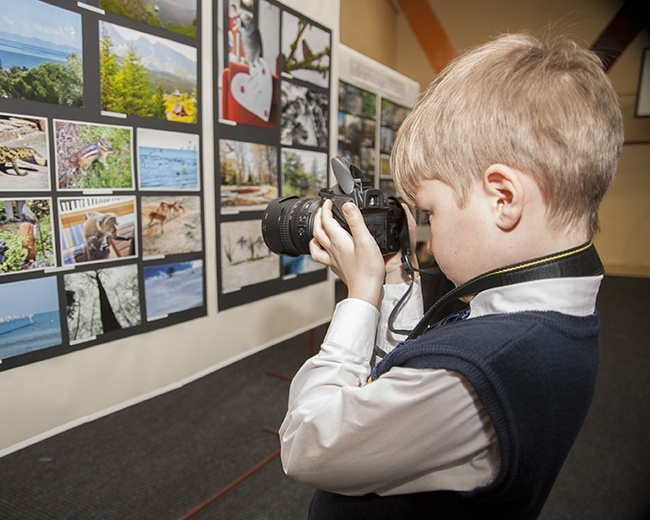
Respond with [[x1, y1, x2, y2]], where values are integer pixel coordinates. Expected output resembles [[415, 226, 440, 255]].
[[262, 156, 405, 257]]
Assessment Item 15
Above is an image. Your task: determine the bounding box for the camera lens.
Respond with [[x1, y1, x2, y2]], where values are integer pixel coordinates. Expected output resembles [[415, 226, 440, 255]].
[[261, 196, 322, 256]]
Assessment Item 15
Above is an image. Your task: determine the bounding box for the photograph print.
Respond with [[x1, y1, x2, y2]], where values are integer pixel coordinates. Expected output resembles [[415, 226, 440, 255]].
[[100, 21, 198, 123], [220, 219, 278, 293], [0, 0, 83, 107], [100, 0, 198, 39], [54, 120, 133, 190], [281, 10, 330, 89], [58, 196, 137, 265], [281, 82, 329, 148], [144, 259, 203, 320], [0, 113, 50, 191], [219, 139, 277, 212], [281, 148, 328, 199], [137, 128, 200, 190], [0, 198, 56, 275], [380, 98, 409, 154], [141, 195, 202, 258], [0, 276, 62, 362], [337, 81, 376, 173], [65, 264, 141, 344], [220, 0, 280, 127]]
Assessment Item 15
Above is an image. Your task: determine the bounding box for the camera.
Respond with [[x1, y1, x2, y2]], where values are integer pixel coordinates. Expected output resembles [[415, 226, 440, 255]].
[[261, 156, 405, 257]]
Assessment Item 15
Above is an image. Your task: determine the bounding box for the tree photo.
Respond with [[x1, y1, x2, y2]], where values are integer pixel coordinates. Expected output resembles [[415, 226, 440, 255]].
[[99, 21, 198, 124]]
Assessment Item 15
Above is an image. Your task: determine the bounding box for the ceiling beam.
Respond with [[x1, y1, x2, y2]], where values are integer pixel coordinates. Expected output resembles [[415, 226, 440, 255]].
[[591, 0, 650, 71], [395, 0, 456, 73]]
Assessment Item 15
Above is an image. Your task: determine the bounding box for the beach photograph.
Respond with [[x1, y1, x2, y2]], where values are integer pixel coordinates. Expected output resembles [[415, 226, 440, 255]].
[[0, 0, 83, 107], [0, 276, 62, 360], [137, 128, 200, 190]]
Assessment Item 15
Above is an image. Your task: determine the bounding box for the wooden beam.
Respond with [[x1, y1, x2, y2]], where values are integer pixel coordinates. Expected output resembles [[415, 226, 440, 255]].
[[591, 0, 649, 72], [396, 0, 456, 73]]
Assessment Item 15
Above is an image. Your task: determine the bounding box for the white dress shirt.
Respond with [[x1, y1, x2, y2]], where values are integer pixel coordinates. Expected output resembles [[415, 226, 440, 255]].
[[279, 275, 602, 496]]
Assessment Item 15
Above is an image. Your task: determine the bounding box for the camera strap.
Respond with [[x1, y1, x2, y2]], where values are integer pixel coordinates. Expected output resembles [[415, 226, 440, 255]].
[[407, 241, 603, 340], [381, 242, 603, 356]]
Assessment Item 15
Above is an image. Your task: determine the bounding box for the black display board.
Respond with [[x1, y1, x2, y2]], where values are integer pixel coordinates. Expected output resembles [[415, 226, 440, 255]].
[[214, 0, 332, 310], [0, 0, 206, 371]]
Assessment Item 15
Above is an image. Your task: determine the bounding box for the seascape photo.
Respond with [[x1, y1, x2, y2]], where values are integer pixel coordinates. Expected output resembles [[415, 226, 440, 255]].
[[65, 264, 141, 344], [220, 139, 277, 212], [281, 82, 329, 148], [0, 0, 83, 107], [281, 11, 330, 89], [0, 198, 55, 274], [0, 277, 62, 361], [0, 113, 50, 191], [144, 260, 204, 320], [58, 196, 137, 265], [220, 0, 280, 127], [220, 219, 278, 293], [141, 195, 202, 257], [100, 21, 198, 123], [281, 148, 328, 199], [54, 120, 133, 190], [100, 0, 198, 39], [137, 128, 200, 190]]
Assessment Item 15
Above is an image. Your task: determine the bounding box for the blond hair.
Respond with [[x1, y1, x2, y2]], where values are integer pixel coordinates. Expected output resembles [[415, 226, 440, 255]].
[[391, 33, 624, 237]]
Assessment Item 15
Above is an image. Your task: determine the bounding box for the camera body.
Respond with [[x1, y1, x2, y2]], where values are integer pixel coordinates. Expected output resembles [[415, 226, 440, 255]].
[[262, 156, 404, 257]]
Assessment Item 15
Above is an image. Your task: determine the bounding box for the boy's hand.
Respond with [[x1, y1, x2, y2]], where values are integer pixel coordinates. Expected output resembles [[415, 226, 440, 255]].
[[310, 199, 385, 308]]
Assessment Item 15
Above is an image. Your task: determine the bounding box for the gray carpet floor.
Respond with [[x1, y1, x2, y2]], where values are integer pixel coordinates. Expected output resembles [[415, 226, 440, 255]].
[[0, 276, 648, 519]]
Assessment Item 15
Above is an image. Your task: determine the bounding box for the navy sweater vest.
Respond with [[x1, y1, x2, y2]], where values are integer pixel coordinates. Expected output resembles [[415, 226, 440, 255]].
[[309, 311, 600, 519]]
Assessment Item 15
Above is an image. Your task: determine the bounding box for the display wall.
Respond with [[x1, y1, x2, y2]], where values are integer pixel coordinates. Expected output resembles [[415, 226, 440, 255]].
[[0, 0, 206, 372], [0, 0, 338, 457], [214, 0, 332, 310]]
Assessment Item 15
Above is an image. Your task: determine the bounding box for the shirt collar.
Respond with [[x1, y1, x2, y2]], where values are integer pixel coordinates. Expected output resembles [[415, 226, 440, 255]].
[[469, 275, 603, 318]]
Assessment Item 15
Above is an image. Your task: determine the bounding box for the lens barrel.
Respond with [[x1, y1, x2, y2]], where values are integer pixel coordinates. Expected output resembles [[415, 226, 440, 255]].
[[261, 196, 321, 257]]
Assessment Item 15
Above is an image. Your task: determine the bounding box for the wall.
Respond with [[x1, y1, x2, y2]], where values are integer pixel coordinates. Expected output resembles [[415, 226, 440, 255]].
[[0, 0, 339, 457], [340, 0, 650, 276]]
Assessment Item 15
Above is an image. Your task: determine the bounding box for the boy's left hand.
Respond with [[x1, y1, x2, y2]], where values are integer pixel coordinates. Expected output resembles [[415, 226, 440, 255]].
[[310, 199, 385, 308]]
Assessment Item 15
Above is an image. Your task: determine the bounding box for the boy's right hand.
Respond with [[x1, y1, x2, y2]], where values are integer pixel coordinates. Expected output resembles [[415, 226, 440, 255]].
[[310, 199, 386, 308]]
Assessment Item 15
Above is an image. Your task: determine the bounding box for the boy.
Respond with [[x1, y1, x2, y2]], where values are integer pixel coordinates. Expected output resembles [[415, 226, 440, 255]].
[[279, 33, 624, 519]]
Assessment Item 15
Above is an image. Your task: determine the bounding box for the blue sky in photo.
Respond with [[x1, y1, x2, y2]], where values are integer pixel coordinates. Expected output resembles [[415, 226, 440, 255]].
[[0, 0, 82, 52]]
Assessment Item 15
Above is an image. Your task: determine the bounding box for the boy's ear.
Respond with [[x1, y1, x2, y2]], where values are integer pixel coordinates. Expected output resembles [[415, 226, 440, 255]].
[[483, 164, 524, 231]]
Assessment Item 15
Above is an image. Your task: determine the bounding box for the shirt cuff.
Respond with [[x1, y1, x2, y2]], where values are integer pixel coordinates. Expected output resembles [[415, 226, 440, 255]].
[[324, 298, 380, 358]]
